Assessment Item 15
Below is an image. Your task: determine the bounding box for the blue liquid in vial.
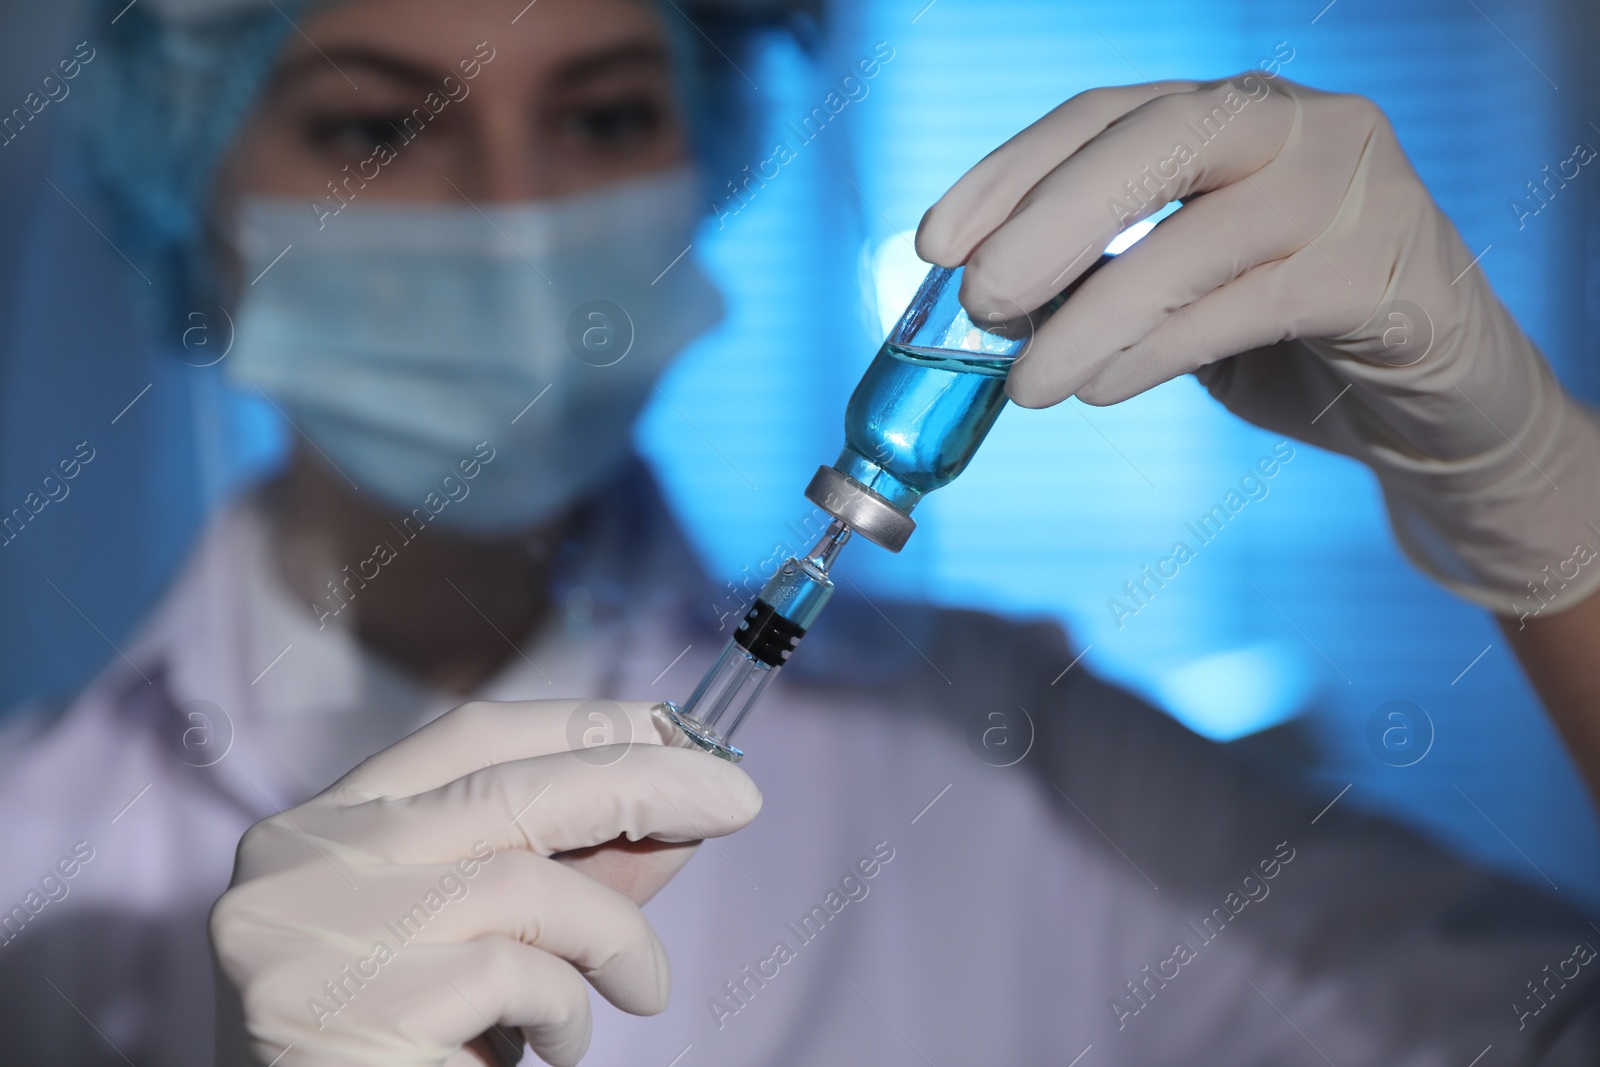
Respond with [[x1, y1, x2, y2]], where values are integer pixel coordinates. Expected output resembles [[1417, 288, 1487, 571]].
[[832, 341, 1012, 513]]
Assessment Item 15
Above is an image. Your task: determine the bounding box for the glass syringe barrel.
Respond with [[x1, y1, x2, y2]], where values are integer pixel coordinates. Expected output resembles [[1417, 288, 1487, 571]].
[[661, 522, 850, 761]]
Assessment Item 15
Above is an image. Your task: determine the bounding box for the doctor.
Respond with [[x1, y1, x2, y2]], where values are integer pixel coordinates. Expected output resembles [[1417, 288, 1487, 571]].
[[1, 1, 1596, 1066]]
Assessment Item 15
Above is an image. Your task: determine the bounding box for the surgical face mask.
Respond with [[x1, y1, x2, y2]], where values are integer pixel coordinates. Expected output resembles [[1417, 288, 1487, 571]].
[[223, 167, 722, 534]]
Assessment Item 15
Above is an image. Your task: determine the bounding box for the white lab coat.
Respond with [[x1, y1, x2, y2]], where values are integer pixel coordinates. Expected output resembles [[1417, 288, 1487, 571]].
[[0, 466, 1594, 1066]]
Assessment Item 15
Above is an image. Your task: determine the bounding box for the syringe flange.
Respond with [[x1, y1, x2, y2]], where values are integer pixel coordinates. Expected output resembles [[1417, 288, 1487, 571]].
[[657, 701, 744, 763]]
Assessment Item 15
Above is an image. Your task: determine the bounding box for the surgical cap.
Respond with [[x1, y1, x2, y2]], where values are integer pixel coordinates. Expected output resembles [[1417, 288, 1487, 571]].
[[77, 0, 819, 336]]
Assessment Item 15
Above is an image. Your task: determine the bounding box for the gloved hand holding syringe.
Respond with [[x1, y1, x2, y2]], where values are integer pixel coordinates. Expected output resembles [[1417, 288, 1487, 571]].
[[210, 260, 1074, 1067]]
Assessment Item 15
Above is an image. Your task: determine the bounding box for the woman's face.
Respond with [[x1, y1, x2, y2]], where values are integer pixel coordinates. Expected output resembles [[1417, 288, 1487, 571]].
[[221, 0, 689, 204]]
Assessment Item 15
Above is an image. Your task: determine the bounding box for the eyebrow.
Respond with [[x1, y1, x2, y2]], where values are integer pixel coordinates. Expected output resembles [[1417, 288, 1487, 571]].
[[272, 39, 672, 95], [275, 48, 441, 91], [549, 41, 672, 87]]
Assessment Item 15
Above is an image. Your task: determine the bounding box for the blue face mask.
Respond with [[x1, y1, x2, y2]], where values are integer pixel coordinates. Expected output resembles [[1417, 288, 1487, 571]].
[[223, 167, 722, 534]]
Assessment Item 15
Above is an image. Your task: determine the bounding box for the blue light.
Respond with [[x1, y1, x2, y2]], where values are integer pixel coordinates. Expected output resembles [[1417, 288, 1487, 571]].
[[1144, 641, 1318, 742], [1105, 200, 1182, 255]]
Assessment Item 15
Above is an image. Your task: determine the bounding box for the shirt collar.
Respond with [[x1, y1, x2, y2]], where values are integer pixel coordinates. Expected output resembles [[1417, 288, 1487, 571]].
[[123, 460, 725, 799]]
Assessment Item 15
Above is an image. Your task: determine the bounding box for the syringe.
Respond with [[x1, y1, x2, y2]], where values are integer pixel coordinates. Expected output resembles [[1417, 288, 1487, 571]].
[[658, 519, 850, 760], [660, 261, 1099, 760]]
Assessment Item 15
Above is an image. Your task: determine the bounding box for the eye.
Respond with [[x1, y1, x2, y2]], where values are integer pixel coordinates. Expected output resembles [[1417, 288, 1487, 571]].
[[563, 97, 665, 148], [304, 114, 410, 157]]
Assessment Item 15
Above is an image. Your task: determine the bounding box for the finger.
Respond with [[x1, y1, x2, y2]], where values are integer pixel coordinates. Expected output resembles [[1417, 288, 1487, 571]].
[[248, 847, 673, 1015], [473, 853, 671, 1013], [556, 837, 700, 906], [457, 1032, 522, 1067], [1075, 260, 1298, 405], [401, 938, 597, 1067], [323, 744, 763, 862], [916, 80, 1196, 267], [239, 939, 594, 1067], [336, 699, 672, 799], [1075, 249, 1365, 405], [1005, 175, 1312, 408], [961, 75, 1297, 315]]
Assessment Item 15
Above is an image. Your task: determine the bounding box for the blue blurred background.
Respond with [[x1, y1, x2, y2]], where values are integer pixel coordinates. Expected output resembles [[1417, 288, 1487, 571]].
[[3, 0, 1599, 909]]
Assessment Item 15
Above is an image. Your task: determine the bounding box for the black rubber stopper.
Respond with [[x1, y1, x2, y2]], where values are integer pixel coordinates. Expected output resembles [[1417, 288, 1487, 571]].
[[733, 599, 806, 668]]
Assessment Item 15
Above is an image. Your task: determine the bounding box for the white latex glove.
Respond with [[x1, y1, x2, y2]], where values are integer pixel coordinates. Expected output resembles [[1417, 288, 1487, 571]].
[[917, 74, 1600, 616], [210, 699, 761, 1067]]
